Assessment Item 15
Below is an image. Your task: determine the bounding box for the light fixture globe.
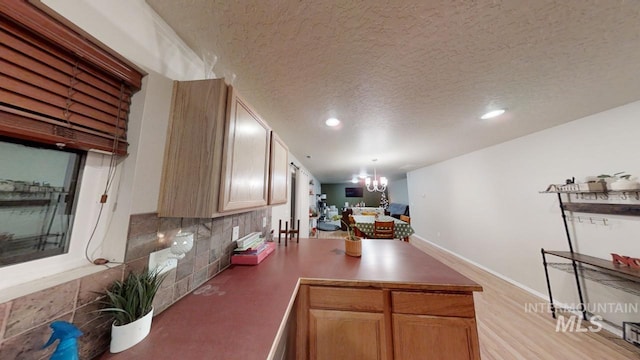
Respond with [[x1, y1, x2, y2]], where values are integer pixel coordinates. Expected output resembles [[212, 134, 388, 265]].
[[365, 159, 387, 192], [170, 231, 194, 259]]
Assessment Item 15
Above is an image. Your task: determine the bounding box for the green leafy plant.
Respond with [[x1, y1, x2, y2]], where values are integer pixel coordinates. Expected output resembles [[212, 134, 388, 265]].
[[341, 220, 360, 241], [97, 267, 167, 326], [598, 172, 631, 180]]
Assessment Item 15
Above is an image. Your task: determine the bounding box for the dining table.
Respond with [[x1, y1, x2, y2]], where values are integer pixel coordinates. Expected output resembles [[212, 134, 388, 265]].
[[351, 214, 415, 240]]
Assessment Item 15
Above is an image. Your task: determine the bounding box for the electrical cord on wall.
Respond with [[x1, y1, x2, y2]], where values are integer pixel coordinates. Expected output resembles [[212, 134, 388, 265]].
[[84, 157, 123, 266], [84, 200, 106, 264], [105, 84, 125, 195], [84, 168, 127, 267], [84, 84, 126, 266]]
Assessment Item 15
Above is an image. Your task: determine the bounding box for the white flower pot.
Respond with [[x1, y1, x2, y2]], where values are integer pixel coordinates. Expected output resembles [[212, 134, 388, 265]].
[[609, 178, 640, 191], [110, 308, 154, 353]]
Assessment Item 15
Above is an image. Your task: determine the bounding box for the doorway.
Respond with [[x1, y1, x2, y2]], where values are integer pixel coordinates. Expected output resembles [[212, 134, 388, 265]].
[[290, 164, 297, 224]]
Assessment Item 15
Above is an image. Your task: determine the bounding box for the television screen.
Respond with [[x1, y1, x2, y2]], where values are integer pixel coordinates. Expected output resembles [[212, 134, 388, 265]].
[[345, 187, 363, 197]]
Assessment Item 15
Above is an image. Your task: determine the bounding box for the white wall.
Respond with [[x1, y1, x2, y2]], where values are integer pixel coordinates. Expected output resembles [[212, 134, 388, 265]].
[[388, 178, 409, 205], [408, 101, 640, 326], [128, 72, 174, 214], [41, 0, 205, 80]]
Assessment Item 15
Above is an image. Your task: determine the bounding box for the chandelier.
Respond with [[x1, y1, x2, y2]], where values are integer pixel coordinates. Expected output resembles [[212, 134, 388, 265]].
[[365, 159, 387, 192]]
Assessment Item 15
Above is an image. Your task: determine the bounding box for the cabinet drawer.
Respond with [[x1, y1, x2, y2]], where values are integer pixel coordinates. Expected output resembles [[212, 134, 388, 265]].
[[392, 291, 475, 318], [309, 287, 384, 312]]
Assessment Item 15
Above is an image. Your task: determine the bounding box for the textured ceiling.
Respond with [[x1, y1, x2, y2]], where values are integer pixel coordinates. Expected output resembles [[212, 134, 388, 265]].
[[146, 0, 640, 183]]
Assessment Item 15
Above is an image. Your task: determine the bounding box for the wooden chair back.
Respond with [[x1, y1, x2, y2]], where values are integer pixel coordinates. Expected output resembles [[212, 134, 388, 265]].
[[373, 220, 395, 239], [400, 215, 411, 224], [347, 215, 367, 238]]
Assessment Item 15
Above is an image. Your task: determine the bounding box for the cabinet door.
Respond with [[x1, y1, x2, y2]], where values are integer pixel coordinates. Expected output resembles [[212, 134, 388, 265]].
[[393, 314, 480, 360], [268, 132, 288, 205], [309, 309, 388, 360], [158, 79, 227, 218], [220, 86, 271, 211]]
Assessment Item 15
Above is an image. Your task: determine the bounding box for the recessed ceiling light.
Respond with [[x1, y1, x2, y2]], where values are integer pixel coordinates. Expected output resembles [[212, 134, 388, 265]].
[[481, 109, 506, 120], [325, 118, 340, 127]]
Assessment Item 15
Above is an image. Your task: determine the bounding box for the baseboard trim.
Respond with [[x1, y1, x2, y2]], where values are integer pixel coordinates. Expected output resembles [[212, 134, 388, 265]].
[[411, 235, 548, 299], [410, 235, 622, 337]]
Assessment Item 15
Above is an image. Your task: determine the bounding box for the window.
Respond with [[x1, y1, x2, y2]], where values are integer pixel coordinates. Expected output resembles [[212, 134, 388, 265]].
[[0, 0, 144, 293], [0, 138, 83, 267]]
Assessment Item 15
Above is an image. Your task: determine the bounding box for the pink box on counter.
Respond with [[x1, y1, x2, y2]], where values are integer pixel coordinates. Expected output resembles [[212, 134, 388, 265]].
[[231, 242, 276, 265]]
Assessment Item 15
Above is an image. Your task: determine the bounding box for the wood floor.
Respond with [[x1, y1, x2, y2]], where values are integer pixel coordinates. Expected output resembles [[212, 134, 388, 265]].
[[316, 229, 640, 359]]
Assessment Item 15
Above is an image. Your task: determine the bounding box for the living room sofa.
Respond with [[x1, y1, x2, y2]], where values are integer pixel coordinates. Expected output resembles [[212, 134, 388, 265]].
[[387, 203, 410, 219]]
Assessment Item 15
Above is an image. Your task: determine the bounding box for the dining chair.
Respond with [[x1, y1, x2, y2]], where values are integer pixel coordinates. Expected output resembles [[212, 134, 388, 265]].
[[399, 215, 411, 242], [373, 220, 395, 239], [348, 215, 365, 238]]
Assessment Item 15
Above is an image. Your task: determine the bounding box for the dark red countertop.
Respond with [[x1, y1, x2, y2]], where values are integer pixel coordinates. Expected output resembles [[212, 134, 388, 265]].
[[100, 238, 481, 360]]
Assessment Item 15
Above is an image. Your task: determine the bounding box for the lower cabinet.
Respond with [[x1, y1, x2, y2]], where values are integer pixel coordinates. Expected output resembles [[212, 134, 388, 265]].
[[297, 285, 480, 360], [391, 291, 480, 360], [309, 309, 388, 360], [393, 314, 479, 360]]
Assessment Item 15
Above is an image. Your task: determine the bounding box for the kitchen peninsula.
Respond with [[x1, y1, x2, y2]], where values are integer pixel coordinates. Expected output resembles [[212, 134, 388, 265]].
[[100, 238, 482, 359]]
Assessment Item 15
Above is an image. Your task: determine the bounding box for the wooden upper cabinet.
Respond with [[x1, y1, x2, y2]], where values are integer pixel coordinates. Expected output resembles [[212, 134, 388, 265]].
[[268, 132, 289, 205], [158, 79, 227, 218], [159, 80, 280, 217], [219, 86, 271, 212]]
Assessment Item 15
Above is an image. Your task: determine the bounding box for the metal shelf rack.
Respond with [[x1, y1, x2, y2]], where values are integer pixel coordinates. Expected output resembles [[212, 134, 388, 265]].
[[541, 188, 640, 321]]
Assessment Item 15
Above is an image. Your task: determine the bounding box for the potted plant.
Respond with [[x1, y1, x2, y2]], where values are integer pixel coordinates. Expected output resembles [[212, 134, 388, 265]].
[[598, 172, 639, 191], [98, 267, 167, 353], [342, 220, 362, 257]]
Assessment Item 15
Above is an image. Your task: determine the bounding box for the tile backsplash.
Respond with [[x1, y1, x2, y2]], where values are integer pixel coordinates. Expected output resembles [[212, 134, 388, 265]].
[[0, 208, 271, 359]]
